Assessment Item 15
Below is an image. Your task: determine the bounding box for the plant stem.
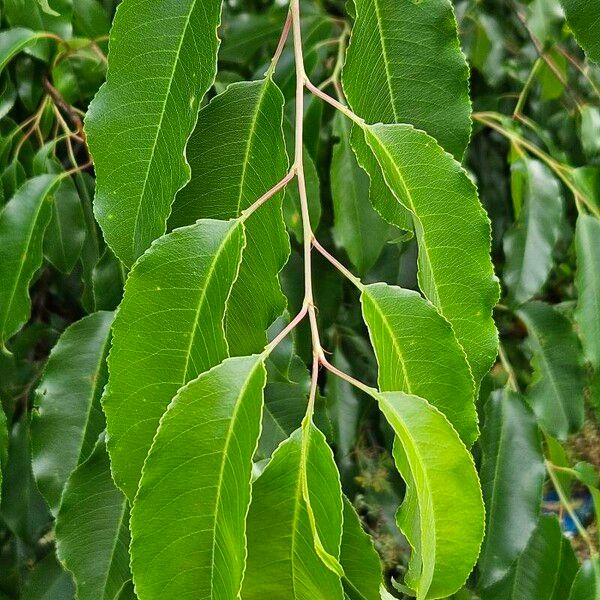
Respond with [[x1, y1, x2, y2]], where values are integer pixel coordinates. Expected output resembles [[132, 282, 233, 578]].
[[304, 77, 363, 126], [513, 58, 542, 118], [498, 343, 520, 392], [263, 305, 308, 355], [312, 237, 362, 289], [267, 9, 293, 77], [241, 169, 296, 220]]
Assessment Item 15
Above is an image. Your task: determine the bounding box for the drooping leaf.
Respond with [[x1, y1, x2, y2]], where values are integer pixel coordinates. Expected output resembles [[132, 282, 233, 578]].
[[343, 0, 471, 159], [43, 174, 86, 274], [517, 301, 585, 439], [372, 389, 485, 599], [355, 123, 499, 386], [170, 78, 290, 355], [0, 28, 46, 73], [478, 389, 545, 589], [55, 435, 131, 600], [0, 175, 59, 348], [575, 215, 600, 374], [31, 311, 114, 514], [243, 426, 344, 600], [86, 0, 224, 266], [340, 497, 382, 600], [362, 282, 478, 446], [102, 218, 245, 500], [503, 157, 564, 306], [331, 112, 389, 275], [130, 355, 266, 599], [560, 0, 600, 63]]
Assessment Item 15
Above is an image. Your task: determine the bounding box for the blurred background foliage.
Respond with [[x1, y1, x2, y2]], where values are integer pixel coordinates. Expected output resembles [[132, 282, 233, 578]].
[[0, 0, 599, 598]]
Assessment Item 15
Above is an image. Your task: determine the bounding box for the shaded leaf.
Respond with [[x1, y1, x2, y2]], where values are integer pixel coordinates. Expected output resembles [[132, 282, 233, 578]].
[[362, 282, 478, 446], [478, 389, 545, 589], [503, 157, 564, 306], [31, 311, 114, 514], [55, 435, 130, 600], [343, 0, 471, 159], [170, 78, 290, 355], [0, 28, 46, 73], [102, 218, 244, 500], [23, 552, 75, 600], [131, 355, 266, 599], [86, 0, 224, 266], [0, 175, 58, 347], [518, 301, 585, 439]]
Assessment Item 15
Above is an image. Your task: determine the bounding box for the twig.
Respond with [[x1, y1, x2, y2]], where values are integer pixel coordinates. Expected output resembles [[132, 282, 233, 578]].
[[241, 169, 296, 219]]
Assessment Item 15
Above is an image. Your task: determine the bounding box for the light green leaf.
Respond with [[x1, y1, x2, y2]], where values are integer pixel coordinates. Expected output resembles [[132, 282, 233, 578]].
[[31, 311, 114, 514], [478, 389, 545, 589], [362, 282, 478, 446], [372, 389, 484, 599], [517, 301, 585, 439], [243, 426, 345, 600], [0, 28, 46, 73], [575, 215, 600, 373], [130, 355, 266, 599], [343, 0, 471, 159], [331, 113, 390, 275], [503, 158, 564, 306], [170, 78, 290, 355], [55, 435, 131, 600], [0, 175, 59, 348], [102, 218, 245, 500], [43, 174, 87, 274], [357, 123, 499, 386], [560, 0, 600, 63], [37, 0, 60, 16], [86, 0, 224, 266], [340, 497, 383, 600]]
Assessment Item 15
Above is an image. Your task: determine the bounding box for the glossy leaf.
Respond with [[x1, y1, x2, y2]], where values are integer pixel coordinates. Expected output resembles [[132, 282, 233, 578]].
[[362, 282, 478, 446], [86, 0, 224, 266], [372, 389, 484, 599], [575, 215, 600, 372], [343, 0, 471, 159], [503, 157, 564, 306], [170, 78, 290, 355], [243, 426, 345, 600], [131, 355, 266, 599], [331, 112, 389, 275], [478, 389, 545, 589], [356, 123, 499, 385], [55, 436, 131, 600], [31, 311, 113, 514], [0, 175, 58, 347], [0, 28, 45, 73], [102, 218, 244, 500], [518, 301, 585, 439], [340, 497, 382, 600], [560, 0, 600, 63]]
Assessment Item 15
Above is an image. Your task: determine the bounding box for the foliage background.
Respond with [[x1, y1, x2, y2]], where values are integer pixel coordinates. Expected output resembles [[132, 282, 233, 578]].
[[0, 0, 599, 597]]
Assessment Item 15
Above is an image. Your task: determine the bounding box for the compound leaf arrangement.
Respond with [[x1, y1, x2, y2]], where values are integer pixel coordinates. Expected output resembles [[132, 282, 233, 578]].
[[2, 0, 600, 599]]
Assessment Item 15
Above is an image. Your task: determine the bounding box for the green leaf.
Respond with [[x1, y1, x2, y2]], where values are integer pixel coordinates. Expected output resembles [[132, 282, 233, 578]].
[[92, 247, 124, 311], [331, 113, 390, 275], [560, 0, 600, 63], [0, 28, 46, 73], [517, 301, 585, 439], [0, 175, 59, 348], [362, 282, 478, 446], [343, 0, 471, 159], [372, 389, 484, 599], [31, 311, 114, 514], [243, 426, 345, 599], [43, 174, 87, 274], [102, 218, 244, 500], [170, 78, 290, 355], [55, 435, 131, 600], [503, 158, 564, 306], [356, 123, 499, 386], [0, 403, 6, 502], [23, 552, 75, 600], [86, 0, 224, 266], [575, 215, 600, 372], [340, 497, 383, 600], [73, 0, 111, 39], [130, 355, 266, 599], [568, 559, 600, 600], [478, 389, 545, 589], [579, 106, 600, 160]]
